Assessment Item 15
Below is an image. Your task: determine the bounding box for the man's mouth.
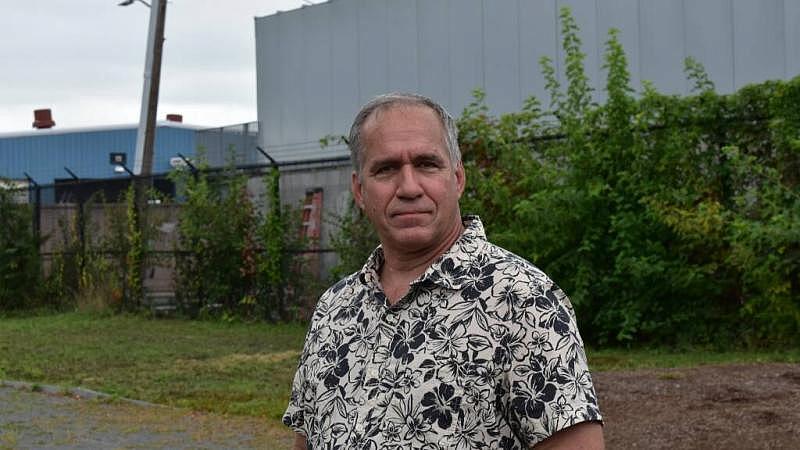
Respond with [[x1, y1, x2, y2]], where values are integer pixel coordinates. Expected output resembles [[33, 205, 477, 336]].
[[391, 210, 430, 217]]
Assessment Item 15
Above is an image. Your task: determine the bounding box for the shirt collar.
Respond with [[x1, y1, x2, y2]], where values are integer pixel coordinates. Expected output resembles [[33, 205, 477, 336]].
[[358, 215, 488, 290]]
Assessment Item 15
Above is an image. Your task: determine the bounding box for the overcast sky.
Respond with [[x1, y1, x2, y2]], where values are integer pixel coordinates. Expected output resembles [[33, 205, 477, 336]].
[[0, 0, 315, 133]]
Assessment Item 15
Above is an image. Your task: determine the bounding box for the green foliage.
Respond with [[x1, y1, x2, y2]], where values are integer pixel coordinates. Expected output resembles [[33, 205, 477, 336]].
[[328, 201, 379, 281], [258, 166, 284, 312], [171, 157, 257, 317], [124, 184, 144, 308], [457, 6, 800, 347], [42, 196, 101, 309], [684, 56, 715, 93], [0, 184, 40, 309], [40, 191, 139, 312], [170, 154, 309, 321], [256, 166, 311, 321]]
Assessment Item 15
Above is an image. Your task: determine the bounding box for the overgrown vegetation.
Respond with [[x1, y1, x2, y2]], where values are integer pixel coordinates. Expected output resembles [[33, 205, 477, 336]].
[[170, 157, 311, 321], [2, 159, 312, 321], [38, 187, 156, 313], [328, 201, 379, 281], [457, 7, 799, 347], [0, 185, 40, 309]]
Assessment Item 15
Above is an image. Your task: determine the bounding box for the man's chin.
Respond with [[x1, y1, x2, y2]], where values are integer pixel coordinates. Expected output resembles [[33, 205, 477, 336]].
[[384, 228, 436, 250]]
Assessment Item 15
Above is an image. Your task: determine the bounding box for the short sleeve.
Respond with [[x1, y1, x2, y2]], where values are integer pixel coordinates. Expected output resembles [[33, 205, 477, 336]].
[[282, 291, 335, 439], [503, 285, 603, 446], [282, 356, 311, 436]]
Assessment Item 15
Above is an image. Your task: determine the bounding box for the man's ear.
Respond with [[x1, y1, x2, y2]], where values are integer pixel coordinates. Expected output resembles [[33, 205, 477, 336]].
[[455, 162, 466, 197], [351, 171, 365, 209]]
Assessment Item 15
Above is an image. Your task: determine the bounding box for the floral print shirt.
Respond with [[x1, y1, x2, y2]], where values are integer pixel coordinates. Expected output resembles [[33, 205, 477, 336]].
[[283, 216, 602, 449]]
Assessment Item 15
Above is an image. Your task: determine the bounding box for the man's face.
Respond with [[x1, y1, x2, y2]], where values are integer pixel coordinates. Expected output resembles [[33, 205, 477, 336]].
[[352, 104, 465, 256]]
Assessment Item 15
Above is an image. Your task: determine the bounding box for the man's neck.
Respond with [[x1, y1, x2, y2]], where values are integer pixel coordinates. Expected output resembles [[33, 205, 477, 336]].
[[379, 220, 464, 305]]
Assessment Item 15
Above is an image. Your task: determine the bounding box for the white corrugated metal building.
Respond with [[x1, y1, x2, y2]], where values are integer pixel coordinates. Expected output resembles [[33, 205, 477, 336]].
[[255, 0, 800, 164], [253, 0, 800, 276]]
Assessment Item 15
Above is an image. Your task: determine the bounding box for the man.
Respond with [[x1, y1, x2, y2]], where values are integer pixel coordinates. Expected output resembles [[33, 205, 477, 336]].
[[284, 93, 603, 449]]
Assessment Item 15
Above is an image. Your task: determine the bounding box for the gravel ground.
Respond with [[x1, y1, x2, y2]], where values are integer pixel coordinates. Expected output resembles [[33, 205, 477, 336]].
[[0, 384, 292, 449]]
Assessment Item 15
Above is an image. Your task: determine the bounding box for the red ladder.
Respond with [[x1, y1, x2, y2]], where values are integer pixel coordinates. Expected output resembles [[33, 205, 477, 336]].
[[300, 187, 323, 242]]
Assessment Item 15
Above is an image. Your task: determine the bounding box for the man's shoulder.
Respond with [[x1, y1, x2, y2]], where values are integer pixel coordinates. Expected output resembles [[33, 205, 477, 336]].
[[484, 241, 549, 278], [321, 271, 363, 301], [484, 241, 580, 314], [305, 271, 368, 325], [459, 216, 554, 286]]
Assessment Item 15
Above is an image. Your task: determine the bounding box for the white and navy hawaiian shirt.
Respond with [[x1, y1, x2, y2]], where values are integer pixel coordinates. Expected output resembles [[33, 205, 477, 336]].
[[284, 216, 602, 449]]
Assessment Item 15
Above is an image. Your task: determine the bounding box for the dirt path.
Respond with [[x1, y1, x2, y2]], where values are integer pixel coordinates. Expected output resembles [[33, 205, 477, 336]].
[[595, 363, 800, 449], [2, 363, 798, 449]]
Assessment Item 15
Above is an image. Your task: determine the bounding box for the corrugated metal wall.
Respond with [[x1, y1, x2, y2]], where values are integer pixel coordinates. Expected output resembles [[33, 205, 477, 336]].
[[195, 121, 260, 167], [255, 0, 800, 161], [0, 124, 196, 184]]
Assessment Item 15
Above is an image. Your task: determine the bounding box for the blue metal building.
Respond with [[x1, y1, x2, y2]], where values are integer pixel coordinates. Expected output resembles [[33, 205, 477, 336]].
[[0, 121, 201, 186]]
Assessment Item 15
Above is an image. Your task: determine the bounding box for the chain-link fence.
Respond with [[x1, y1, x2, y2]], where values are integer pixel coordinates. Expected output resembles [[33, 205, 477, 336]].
[[6, 154, 352, 313]]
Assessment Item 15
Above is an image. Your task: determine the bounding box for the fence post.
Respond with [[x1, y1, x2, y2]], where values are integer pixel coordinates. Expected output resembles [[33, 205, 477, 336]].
[[33, 185, 41, 243], [77, 195, 86, 276], [24, 173, 41, 245]]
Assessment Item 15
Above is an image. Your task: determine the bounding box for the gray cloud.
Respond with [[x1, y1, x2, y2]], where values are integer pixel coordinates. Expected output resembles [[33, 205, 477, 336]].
[[0, 0, 312, 132]]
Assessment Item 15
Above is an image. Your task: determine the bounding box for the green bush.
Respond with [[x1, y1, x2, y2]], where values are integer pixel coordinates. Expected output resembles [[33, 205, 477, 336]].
[[327, 201, 379, 282], [458, 7, 799, 347], [170, 155, 309, 321], [39, 189, 147, 312], [0, 183, 40, 310]]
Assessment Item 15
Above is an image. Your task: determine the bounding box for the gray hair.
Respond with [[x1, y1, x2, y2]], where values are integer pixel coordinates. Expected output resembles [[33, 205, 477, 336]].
[[347, 92, 461, 176]]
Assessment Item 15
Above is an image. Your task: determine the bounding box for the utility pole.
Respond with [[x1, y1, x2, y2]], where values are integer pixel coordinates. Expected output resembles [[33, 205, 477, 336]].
[[120, 0, 168, 307], [132, 0, 167, 177]]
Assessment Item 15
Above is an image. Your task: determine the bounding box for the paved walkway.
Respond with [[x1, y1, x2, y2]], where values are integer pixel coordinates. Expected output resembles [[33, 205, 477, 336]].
[[0, 384, 291, 449]]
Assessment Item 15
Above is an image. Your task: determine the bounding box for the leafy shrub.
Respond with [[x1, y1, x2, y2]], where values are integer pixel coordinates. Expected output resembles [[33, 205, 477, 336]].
[[170, 156, 310, 321], [457, 6, 799, 347], [0, 183, 41, 310], [40, 188, 149, 313], [328, 201, 379, 282]]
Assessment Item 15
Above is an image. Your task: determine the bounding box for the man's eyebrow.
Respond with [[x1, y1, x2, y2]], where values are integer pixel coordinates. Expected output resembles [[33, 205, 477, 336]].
[[367, 156, 401, 168], [366, 151, 445, 169], [413, 153, 445, 163]]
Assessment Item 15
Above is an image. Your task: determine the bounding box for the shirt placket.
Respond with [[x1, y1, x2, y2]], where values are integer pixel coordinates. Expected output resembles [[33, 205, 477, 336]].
[[355, 292, 401, 437]]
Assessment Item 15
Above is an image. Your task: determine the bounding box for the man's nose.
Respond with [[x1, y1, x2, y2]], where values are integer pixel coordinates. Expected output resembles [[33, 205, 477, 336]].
[[396, 165, 423, 199]]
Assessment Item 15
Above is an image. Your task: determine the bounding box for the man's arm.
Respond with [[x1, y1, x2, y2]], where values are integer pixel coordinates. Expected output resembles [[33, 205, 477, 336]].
[[533, 421, 604, 450], [293, 435, 307, 450]]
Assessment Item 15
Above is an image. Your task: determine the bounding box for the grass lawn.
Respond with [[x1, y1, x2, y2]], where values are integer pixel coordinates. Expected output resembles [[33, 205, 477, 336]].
[[1, 311, 798, 422], [0, 312, 306, 423], [589, 346, 800, 370]]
